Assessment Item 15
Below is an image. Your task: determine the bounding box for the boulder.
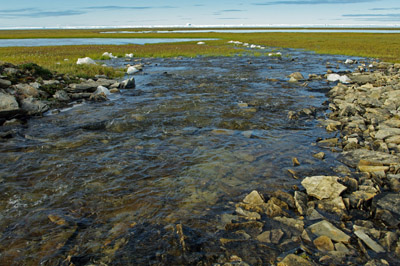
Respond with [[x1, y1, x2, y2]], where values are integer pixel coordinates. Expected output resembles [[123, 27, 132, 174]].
[[95, 86, 111, 96], [16, 83, 40, 97], [339, 149, 400, 168], [20, 97, 49, 115], [76, 57, 96, 65], [301, 176, 347, 200], [120, 77, 136, 89], [127, 66, 139, 75], [0, 92, 19, 117]]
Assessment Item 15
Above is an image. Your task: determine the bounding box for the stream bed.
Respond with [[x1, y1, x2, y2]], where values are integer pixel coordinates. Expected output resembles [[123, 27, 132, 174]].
[[0, 50, 366, 265]]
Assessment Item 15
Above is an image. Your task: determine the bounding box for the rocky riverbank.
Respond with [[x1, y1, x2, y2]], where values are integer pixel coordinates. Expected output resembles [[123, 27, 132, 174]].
[[0, 61, 135, 134], [217, 61, 400, 265]]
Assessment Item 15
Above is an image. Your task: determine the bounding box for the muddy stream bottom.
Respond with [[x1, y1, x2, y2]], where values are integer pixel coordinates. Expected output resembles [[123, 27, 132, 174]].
[[0, 51, 364, 265]]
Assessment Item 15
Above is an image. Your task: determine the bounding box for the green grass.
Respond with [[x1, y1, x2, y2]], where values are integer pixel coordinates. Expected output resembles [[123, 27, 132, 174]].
[[1, 29, 400, 77]]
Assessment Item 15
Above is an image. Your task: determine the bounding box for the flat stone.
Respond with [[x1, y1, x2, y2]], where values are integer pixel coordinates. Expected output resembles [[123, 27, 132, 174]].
[[317, 197, 346, 213], [313, 235, 334, 252], [308, 220, 350, 243], [334, 243, 350, 253], [385, 135, 400, 144], [277, 254, 314, 266], [270, 229, 284, 244], [307, 209, 324, 221], [358, 165, 389, 173], [301, 176, 347, 200], [243, 190, 265, 205], [354, 229, 385, 253]]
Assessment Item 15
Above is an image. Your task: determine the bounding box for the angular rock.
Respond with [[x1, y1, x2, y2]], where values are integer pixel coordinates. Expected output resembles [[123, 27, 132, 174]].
[[120, 77, 136, 89], [301, 176, 347, 200], [277, 254, 314, 266], [334, 243, 350, 253], [257, 231, 271, 243], [243, 190, 265, 205], [375, 127, 400, 140], [354, 229, 385, 253], [270, 229, 284, 244], [313, 152, 325, 160], [273, 190, 295, 209], [313, 235, 334, 252], [308, 220, 350, 243]]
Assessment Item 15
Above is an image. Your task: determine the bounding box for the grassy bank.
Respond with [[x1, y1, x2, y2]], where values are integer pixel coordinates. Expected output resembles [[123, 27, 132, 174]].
[[0, 29, 399, 77]]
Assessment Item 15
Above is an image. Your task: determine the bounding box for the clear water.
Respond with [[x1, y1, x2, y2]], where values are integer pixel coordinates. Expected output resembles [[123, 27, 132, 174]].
[[0, 50, 365, 265], [0, 38, 217, 47]]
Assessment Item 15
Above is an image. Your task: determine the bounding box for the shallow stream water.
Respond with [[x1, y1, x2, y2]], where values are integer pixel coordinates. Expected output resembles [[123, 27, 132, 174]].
[[0, 50, 364, 265]]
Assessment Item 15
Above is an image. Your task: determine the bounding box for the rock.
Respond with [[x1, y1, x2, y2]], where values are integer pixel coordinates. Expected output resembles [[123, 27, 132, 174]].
[[313, 235, 334, 252], [376, 193, 400, 216], [334, 242, 350, 253], [243, 190, 265, 205], [350, 74, 377, 85], [301, 176, 347, 200], [120, 77, 136, 89], [354, 229, 385, 253], [277, 254, 314, 266], [273, 190, 295, 209], [307, 209, 324, 221], [95, 85, 111, 96], [270, 229, 284, 244], [257, 231, 271, 243], [235, 207, 261, 220], [289, 72, 304, 80], [308, 220, 350, 243], [317, 197, 346, 213], [345, 59, 354, 64], [294, 191, 308, 215], [109, 88, 120, 93], [127, 66, 140, 75], [288, 77, 298, 83], [197, 42, 205, 45], [0, 92, 19, 116], [313, 152, 325, 160], [327, 74, 351, 83], [375, 127, 400, 140], [20, 97, 49, 115], [339, 149, 400, 168], [53, 90, 70, 101], [102, 52, 117, 59], [0, 78, 11, 88], [273, 217, 304, 232], [16, 83, 39, 97], [76, 57, 96, 65]]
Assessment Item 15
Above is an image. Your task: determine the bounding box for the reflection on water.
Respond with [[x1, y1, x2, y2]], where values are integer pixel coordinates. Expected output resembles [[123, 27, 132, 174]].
[[0, 50, 363, 264], [0, 38, 217, 47]]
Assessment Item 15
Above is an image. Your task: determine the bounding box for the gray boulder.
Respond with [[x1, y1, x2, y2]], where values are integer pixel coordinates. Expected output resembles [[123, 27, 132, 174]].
[[20, 97, 49, 115], [0, 92, 20, 118]]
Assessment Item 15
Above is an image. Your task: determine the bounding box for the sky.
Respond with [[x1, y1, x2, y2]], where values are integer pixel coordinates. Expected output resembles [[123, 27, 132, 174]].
[[1, 0, 400, 29]]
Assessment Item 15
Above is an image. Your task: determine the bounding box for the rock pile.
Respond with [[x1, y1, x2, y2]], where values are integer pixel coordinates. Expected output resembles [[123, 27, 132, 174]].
[[0, 62, 135, 128], [220, 61, 400, 265]]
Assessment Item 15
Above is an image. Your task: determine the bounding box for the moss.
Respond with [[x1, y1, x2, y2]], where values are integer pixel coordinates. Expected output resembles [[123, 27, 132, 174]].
[[19, 63, 53, 79]]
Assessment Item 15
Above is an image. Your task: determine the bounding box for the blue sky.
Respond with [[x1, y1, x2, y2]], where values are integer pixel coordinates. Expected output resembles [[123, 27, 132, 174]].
[[1, 0, 400, 28]]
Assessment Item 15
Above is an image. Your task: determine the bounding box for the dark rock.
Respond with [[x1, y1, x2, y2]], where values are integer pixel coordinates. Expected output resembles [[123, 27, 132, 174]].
[[120, 77, 136, 89], [0, 78, 11, 88]]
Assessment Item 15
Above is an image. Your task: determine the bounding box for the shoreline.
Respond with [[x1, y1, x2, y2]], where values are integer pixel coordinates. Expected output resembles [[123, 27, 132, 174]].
[[220, 60, 400, 265]]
